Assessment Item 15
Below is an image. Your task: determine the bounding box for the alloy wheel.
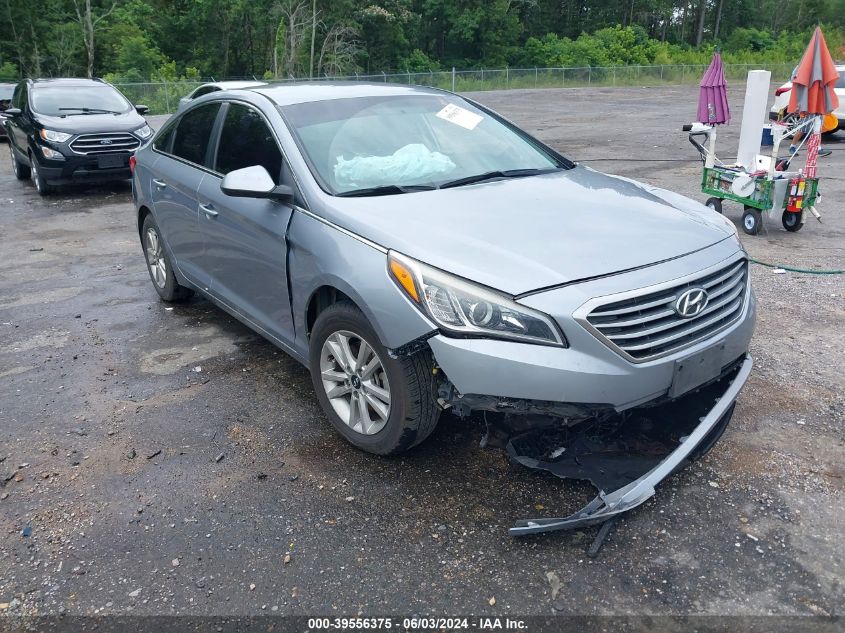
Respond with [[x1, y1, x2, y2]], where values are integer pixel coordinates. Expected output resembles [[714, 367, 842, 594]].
[[31, 161, 41, 193], [320, 330, 391, 435], [145, 227, 167, 289], [9, 145, 17, 177]]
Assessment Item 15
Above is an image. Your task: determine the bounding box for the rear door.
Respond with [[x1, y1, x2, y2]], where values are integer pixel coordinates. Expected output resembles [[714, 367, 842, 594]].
[[148, 103, 221, 289], [196, 101, 295, 342]]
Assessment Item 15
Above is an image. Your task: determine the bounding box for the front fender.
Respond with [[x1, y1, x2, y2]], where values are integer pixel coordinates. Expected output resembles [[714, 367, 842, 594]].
[[287, 209, 437, 362]]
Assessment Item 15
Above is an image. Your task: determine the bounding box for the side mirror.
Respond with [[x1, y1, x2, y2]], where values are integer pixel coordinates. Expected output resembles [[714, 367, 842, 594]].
[[4, 107, 21, 117], [135, 104, 149, 115], [220, 165, 293, 201]]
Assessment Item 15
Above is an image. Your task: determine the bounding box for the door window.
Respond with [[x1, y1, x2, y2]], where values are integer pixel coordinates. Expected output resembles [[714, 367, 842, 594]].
[[153, 122, 177, 153], [215, 103, 282, 183], [171, 103, 220, 166]]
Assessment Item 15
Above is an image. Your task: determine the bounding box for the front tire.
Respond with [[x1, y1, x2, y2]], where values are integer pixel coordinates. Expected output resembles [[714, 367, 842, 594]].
[[141, 214, 193, 302], [9, 143, 30, 180], [309, 301, 440, 455], [741, 206, 762, 235], [30, 155, 57, 196]]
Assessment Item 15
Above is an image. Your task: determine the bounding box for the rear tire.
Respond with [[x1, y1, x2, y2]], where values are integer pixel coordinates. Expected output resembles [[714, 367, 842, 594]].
[[704, 197, 723, 214], [141, 214, 194, 302], [741, 207, 762, 235], [782, 210, 804, 232], [9, 143, 30, 180], [309, 301, 440, 455]]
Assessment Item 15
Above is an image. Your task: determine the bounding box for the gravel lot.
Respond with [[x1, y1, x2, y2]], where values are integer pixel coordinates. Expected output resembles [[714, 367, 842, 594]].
[[1, 85, 843, 622]]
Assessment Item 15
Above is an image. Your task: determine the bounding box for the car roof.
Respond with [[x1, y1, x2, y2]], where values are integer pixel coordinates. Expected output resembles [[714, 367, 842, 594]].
[[205, 80, 266, 90], [250, 82, 446, 107], [30, 78, 110, 89]]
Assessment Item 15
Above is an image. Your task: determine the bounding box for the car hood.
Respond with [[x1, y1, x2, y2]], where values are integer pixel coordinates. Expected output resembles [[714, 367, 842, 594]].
[[317, 165, 737, 296], [34, 111, 147, 134]]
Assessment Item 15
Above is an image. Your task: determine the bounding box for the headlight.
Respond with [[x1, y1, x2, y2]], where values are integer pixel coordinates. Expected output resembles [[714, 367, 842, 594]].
[[134, 124, 153, 140], [40, 129, 72, 143], [388, 251, 566, 347]]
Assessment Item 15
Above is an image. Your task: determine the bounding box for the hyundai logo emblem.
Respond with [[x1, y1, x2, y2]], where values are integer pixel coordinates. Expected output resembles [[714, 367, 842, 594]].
[[99, 139, 113, 145], [675, 288, 709, 318]]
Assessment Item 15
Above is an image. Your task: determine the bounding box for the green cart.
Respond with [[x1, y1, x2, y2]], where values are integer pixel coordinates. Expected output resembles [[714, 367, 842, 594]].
[[686, 121, 822, 236], [700, 166, 820, 235]]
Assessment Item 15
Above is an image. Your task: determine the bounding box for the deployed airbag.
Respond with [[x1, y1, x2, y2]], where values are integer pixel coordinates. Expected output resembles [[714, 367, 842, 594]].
[[334, 143, 455, 188]]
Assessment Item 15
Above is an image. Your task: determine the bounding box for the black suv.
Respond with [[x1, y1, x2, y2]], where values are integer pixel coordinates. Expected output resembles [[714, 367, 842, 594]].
[[4, 78, 151, 195]]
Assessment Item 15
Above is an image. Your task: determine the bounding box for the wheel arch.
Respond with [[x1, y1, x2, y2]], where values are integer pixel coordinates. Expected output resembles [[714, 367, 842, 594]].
[[305, 284, 354, 340], [137, 205, 153, 237]]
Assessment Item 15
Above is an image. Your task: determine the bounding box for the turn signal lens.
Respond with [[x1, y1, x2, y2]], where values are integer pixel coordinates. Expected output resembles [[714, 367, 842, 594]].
[[389, 257, 420, 303]]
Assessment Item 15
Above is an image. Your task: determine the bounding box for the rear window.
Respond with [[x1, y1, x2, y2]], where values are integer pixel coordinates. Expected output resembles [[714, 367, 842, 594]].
[[171, 103, 220, 165]]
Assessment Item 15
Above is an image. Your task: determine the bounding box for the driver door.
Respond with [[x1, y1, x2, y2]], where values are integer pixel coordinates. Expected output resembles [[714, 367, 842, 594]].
[[196, 102, 295, 343]]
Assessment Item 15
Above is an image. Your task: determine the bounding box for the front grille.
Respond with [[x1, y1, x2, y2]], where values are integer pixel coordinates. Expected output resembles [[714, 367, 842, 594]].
[[582, 259, 748, 361], [70, 132, 140, 155]]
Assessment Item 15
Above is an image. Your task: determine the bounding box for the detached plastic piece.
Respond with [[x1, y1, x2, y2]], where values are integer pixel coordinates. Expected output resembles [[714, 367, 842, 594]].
[[508, 357, 753, 537], [334, 143, 455, 188]]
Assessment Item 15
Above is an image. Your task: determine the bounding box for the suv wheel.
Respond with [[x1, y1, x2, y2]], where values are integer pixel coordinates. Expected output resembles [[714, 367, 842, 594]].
[[9, 144, 30, 180], [309, 301, 440, 455], [30, 155, 57, 196], [141, 214, 194, 302]]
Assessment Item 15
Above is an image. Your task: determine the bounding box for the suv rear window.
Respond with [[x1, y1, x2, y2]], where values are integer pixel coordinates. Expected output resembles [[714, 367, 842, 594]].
[[171, 104, 220, 166]]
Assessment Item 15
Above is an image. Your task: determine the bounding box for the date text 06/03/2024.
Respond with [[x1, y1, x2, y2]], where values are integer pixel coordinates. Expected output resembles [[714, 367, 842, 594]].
[[306, 617, 527, 630]]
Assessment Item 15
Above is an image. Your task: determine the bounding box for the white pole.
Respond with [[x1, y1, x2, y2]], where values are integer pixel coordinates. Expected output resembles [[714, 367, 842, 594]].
[[736, 70, 771, 171]]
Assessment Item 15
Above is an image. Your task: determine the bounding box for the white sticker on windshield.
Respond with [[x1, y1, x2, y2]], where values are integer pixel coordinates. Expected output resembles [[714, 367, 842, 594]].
[[436, 104, 483, 130]]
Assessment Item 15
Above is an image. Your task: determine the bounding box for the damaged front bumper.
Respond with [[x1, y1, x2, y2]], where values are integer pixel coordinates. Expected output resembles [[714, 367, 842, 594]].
[[508, 355, 752, 535]]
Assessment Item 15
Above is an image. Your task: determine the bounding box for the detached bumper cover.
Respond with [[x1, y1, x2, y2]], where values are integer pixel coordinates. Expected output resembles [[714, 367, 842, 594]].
[[509, 355, 753, 536]]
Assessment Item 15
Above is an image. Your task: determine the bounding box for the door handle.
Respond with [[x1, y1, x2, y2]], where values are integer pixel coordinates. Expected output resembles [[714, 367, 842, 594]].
[[200, 203, 218, 218], [152, 178, 167, 188]]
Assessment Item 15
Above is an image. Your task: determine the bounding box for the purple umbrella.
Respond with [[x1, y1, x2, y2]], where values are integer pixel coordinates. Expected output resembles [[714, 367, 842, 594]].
[[698, 52, 730, 124]]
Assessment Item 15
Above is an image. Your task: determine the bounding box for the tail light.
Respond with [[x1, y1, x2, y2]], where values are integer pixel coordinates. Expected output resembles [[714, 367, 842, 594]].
[[775, 85, 792, 96], [129, 155, 137, 173]]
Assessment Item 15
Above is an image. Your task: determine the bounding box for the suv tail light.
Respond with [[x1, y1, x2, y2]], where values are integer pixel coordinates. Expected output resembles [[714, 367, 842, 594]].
[[129, 155, 137, 173], [775, 85, 792, 96]]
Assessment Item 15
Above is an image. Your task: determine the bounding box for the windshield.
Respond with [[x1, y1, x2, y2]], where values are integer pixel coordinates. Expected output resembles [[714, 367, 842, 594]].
[[280, 94, 564, 195], [31, 85, 131, 116]]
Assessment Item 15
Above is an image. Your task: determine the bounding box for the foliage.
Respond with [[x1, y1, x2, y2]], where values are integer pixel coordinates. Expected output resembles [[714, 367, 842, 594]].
[[0, 60, 18, 80], [0, 0, 843, 82]]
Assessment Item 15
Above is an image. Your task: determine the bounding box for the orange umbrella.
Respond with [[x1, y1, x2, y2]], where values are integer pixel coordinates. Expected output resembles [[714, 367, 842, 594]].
[[788, 27, 840, 179], [788, 26, 840, 115]]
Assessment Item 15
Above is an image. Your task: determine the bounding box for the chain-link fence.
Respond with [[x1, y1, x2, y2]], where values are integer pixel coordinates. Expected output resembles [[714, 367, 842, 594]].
[[114, 63, 795, 115]]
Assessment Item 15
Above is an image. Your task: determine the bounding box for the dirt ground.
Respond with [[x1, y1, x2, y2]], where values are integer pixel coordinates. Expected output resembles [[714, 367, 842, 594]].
[[1, 85, 843, 623]]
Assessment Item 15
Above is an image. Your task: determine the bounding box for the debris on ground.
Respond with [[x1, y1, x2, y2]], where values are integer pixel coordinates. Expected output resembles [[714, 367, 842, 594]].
[[545, 571, 561, 600]]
